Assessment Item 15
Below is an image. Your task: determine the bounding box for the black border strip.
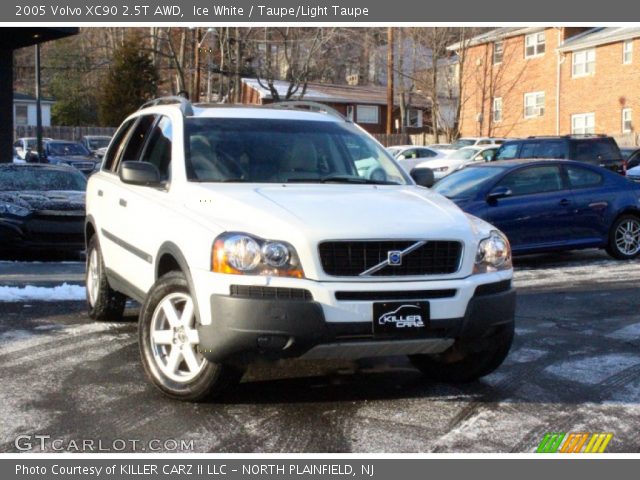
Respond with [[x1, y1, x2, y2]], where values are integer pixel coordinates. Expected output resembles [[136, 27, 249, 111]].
[[101, 228, 153, 264]]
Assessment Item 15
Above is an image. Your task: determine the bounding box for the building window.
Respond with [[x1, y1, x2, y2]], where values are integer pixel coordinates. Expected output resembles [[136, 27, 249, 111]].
[[15, 104, 28, 125], [623, 40, 633, 64], [525, 32, 545, 58], [572, 113, 596, 134], [622, 108, 633, 133], [493, 41, 504, 64], [356, 105, 379, 124], [405, 109, 423, 128], [524, 92, 545, 118], [493, 97, 503, 122], [346, 105, 355, 121], [572, 49, 596, 77]]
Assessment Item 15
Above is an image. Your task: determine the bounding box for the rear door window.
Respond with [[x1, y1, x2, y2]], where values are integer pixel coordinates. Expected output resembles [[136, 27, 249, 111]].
[[566, 165, 603, 188], [536, 141, 566, 159], [497, 165, 564, 196], [519, 142, 540, 158], [573, 141, 598, 162]]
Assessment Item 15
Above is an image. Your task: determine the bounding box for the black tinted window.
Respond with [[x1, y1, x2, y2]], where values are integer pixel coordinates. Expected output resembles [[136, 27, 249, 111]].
[[419, 148, 438, 158], [566, 165, 603, 188], [140, 117, 172, 180], [120, 115, 157, 167], [536, 141, 566, 159], [496, 143, 518, 160], [594, 141, 621, 160], [498, 165, 564, 196], [103, 119, 134, 172], [573, 141, 596, 162], [520, 142, 539, 158]]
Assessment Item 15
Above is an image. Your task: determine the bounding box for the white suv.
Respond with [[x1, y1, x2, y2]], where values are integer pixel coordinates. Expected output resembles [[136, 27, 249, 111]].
[[85, 98, 516, 401]]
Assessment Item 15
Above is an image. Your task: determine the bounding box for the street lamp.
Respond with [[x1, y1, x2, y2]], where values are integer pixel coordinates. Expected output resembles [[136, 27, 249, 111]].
[[192, 27, 217, 103]]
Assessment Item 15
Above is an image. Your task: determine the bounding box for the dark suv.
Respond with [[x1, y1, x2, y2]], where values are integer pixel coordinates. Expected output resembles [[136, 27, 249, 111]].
[[495, 135, 625, 174]]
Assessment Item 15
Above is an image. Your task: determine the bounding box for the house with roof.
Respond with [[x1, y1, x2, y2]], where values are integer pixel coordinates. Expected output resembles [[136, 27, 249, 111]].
[[449, 27, 639, 143], [239, 77, 438, 135], [13, 92, 55, 128]]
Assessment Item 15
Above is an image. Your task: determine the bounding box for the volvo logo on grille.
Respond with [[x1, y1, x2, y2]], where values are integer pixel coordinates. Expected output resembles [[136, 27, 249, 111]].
[[388, 250, 403, 266]]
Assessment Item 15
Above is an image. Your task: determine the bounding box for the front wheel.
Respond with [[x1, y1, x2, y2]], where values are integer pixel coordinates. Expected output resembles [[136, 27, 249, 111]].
[[139, 271, 242, 401], [86, 235, 126, 321], [606, 215, 640, 260], [409, 323, 514, 383]]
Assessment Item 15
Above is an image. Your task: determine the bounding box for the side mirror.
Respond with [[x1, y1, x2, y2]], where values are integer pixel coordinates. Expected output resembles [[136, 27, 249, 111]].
[[486, 186, 512, 202], [485, 153, 495, 162], [119, 161, 162, 186], [410, 167, 435, 188]]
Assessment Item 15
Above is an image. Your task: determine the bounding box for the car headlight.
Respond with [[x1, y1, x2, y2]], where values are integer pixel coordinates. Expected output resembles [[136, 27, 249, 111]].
[[212, 233, 304, 278], [0, 202, 30, 217], [474, 230, 512, 273]]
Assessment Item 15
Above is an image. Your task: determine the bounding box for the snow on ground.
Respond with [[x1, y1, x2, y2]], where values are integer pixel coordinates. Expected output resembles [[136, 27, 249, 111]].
[[0, 283, 85, 302], [513, 257, 640, 289]]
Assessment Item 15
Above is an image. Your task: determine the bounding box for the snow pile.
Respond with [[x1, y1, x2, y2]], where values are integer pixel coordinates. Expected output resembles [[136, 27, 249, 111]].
[[0, 283, 85, 302]]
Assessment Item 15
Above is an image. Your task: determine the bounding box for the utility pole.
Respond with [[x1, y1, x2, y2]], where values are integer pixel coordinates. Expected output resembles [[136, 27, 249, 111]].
[[35, 42, 43, 161], [386, 27, 394, 135], [193, 27, 201, 102]]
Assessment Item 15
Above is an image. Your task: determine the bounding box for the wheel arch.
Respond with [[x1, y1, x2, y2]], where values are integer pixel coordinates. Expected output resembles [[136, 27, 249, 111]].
[[155, 242, 203, 323], [85, 214, 97, 248]]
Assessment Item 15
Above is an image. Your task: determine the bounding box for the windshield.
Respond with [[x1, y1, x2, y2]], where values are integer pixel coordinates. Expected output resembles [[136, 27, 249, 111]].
[[0, 168, 87, 191], [47, 142, 90, 157], [432, 165, 507, 198], [451, 148, 480, 160], [185, 118, 410, 185], [87, 137, 111, 150], [451, 139, 476, 149]]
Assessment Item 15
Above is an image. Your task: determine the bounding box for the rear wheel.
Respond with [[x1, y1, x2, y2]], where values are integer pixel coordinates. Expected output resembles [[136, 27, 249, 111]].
[[409, 323, 514, 383], [139, 271, 242, 401], [606, 215, 640, 260], [86, 235, 126, 321]]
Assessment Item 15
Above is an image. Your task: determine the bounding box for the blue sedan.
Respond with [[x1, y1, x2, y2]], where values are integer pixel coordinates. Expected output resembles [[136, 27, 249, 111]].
[[432, 159, 640, 259]]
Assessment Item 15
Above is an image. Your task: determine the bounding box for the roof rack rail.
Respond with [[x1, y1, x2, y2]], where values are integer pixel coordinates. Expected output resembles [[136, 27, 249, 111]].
[[139, 96, 194, 116], [526, 134, 608, 139], [266, 101, 349, 122]]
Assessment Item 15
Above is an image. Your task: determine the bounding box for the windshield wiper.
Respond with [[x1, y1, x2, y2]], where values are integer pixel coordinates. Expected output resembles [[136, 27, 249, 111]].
[[319, 175, 397, 185]]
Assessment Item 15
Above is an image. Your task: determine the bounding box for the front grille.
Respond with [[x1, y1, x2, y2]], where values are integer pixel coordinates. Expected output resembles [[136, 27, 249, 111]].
[[229, 285, 313, 301], [335, 289, 457, 301], [318, 240, 463, 277]]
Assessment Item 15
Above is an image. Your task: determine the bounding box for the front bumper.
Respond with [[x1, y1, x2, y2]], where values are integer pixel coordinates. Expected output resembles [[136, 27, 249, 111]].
[[197, 279, 516, 363]]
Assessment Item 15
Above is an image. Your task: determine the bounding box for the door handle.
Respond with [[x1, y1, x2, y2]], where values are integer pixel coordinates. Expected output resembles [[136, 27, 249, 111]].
[[119, 198, 127, 207], [559, 199, 570, 206]]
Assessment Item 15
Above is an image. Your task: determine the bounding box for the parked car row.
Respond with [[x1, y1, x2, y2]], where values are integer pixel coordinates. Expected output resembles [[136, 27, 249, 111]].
[[12, 135, 112, 176]]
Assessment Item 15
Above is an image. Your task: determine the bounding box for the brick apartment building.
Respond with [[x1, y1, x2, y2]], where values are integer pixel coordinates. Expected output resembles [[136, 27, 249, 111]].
[[450, 27, 640, 143]]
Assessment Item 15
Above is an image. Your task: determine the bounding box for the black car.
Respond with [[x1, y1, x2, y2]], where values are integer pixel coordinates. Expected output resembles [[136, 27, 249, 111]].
[[0, 164, 87, 252], [495, 135, 625, 174], [29, 140, 99, 176]]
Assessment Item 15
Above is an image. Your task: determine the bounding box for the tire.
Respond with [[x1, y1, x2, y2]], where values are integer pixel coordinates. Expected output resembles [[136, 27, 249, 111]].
[[86, 235, 126, 322], [409, 323, 514, 383], [138, 271, 242, 401], [606, 214, 640, 260]]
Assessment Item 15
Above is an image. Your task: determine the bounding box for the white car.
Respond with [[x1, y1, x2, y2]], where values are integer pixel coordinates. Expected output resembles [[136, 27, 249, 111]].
[[13, 137, 53, 160], [386, 145, 445, 173], [417, 146, 500, 180], [86, 97, 515, 401], [450, 137, 507, 150], [627, 165, 640, 182]]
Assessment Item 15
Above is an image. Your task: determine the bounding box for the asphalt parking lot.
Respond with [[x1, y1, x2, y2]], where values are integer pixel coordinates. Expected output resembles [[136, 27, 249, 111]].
[[1, 250, 639, 453]]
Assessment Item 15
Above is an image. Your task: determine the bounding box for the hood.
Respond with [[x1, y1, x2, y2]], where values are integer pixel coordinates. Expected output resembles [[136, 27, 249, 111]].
[[184, 183, 474, 243], [0, 191, 86, 212], [48, 155, 96, 163]]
